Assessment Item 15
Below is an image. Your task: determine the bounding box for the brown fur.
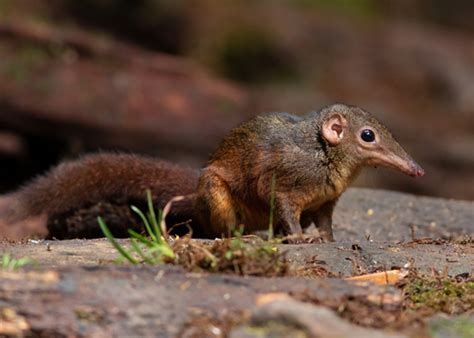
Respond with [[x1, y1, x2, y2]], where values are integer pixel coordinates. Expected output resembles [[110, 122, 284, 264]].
[[194, 104, 423, 240], [0, 153, 200, 239], [0, 104, 423, 240]]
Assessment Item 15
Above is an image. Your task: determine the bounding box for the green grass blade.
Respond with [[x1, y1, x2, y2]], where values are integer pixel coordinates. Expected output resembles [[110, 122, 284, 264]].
[[128, 229, 155, 247], [2, 253, 10, 268], [129, 229, 174, 258], [268, 173, 276, 240], [146, 190, 162, 241], [129, 239, 154, 265], [14, 257, 30, 268], [131, 205, 156, 242], [148, 245, 175, 259], [98, 217, 138, 264], [161, 246, 175, 259], [129, 231, 174, 259]]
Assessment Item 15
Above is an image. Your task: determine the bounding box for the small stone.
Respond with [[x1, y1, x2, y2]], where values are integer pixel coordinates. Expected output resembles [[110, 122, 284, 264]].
[[230, 298, 406, 338]]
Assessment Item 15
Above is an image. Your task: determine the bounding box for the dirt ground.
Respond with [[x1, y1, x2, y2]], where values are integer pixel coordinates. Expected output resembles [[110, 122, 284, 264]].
[[0, 188, 473, 337]]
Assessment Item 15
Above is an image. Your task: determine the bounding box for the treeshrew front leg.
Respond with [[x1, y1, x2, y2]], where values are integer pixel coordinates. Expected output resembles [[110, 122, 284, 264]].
[[274, 195, 303, 236], [311, 200, 336, 241]]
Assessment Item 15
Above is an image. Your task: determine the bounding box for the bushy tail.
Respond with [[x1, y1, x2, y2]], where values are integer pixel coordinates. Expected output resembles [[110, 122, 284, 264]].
[[0, 193, 27, 223], [0, 153, 200, 224]]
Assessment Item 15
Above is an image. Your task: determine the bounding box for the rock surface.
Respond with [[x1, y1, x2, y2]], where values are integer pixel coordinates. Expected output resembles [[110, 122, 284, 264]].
[[0, 266, 403, 337], [0, 188, 472, 337], [231, 298, 405, 338]]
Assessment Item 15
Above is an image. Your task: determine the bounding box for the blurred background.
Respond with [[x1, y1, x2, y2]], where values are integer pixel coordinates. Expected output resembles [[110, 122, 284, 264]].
[[0, 0, 473, 200]]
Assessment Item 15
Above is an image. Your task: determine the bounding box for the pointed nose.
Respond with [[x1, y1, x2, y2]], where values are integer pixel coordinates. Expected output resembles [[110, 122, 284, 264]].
[[372, 152, 426, 178], [415, 166, 425, 177], [411, 162, 425, 177], [405, 159, 425, 178]]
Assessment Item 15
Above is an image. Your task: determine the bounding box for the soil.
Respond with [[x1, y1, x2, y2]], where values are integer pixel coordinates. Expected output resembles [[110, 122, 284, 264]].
[[0, 188, 472, 337]]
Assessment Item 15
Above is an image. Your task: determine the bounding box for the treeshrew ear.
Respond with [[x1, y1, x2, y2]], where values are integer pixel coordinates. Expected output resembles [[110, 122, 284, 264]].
[[322, 113, 347, 146]]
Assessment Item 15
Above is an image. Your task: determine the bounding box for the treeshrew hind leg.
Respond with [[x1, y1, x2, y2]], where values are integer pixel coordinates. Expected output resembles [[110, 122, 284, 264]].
[[195, 169, 237, 238]]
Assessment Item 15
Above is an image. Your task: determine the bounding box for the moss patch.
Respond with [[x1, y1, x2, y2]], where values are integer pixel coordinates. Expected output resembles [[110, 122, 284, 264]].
[[293, 271, 473, 333], [429, 316, 474, 338], [402, 273, 474, 314]]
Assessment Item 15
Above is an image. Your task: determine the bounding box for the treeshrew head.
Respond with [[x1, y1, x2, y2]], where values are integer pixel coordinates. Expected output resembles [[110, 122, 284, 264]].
[[319, 104, 425, 178]]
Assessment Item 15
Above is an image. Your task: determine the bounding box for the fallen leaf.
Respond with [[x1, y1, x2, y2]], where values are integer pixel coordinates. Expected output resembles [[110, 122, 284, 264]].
[[256, 293, 292, 306], [345, 270, 408, 285]]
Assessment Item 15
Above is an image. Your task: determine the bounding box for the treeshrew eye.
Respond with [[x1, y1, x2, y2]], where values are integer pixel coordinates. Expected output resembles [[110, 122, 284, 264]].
[[361, 129, 375, 142]]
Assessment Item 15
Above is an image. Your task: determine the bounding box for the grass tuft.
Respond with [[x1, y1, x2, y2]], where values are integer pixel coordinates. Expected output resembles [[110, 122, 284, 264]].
[[99, 190, 287, 276], [1, 253, 31, 271], [268, 173, 276, 241], [173, 228, 287, 276], [99, 189, 175, 265]]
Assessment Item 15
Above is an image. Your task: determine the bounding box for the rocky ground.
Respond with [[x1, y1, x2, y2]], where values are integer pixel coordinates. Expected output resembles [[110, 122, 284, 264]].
[[1, 188, 472, 337]]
